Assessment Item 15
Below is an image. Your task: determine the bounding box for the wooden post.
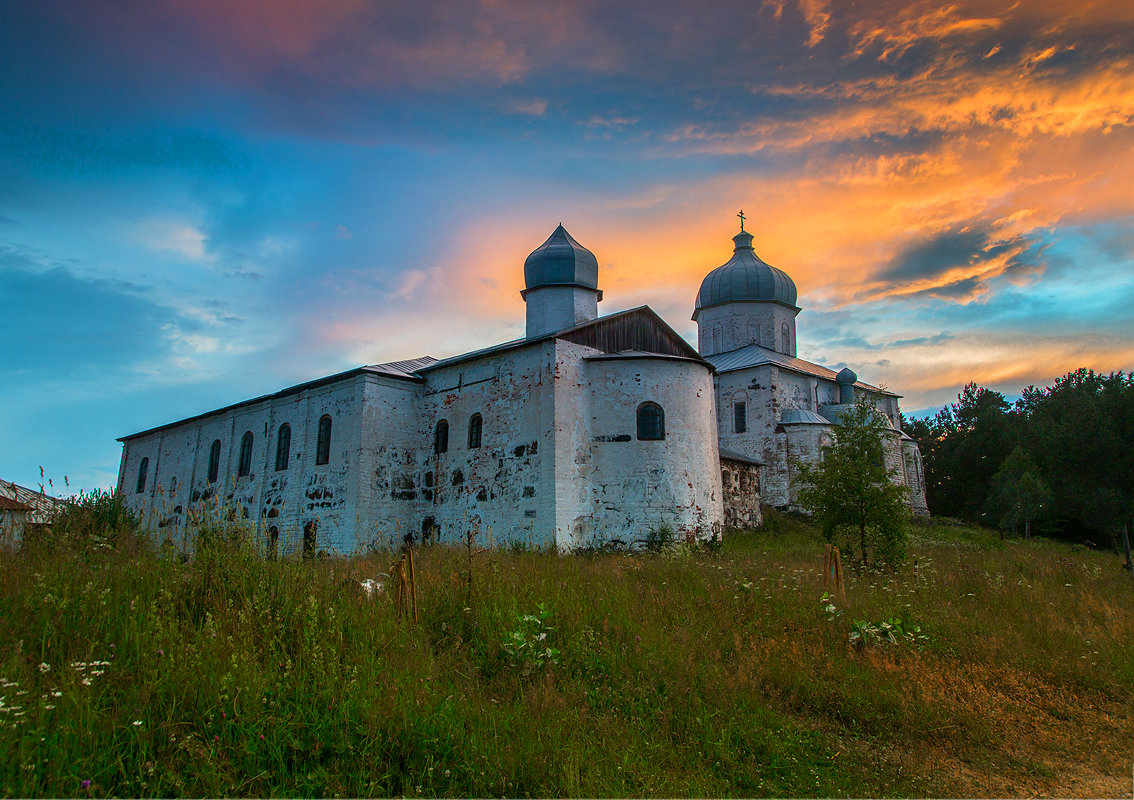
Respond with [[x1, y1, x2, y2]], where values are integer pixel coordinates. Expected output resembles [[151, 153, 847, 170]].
[[407, 545, 419, 623], [1120, 521, 1133, 577], [823, 543, 846, 600]]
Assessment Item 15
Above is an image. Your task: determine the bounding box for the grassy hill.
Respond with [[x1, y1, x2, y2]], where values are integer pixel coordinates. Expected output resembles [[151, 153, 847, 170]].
[[1, 510, 1131, 797]]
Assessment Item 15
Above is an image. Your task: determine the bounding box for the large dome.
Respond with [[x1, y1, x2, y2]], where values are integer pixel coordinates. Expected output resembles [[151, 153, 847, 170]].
[[693, 230, 798, 318], [523, 224, 599, 294]]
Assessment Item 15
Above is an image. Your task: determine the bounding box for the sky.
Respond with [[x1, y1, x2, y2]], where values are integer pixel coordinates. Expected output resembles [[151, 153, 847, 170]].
[[2, 0, 1132, 495]]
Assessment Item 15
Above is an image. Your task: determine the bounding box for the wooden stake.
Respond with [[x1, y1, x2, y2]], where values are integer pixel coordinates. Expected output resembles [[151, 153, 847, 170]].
[[407, 545, 419, 623]]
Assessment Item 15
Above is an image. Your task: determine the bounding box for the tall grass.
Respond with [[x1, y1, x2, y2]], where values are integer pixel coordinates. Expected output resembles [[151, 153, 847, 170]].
[[0, 507, 1131, 797]]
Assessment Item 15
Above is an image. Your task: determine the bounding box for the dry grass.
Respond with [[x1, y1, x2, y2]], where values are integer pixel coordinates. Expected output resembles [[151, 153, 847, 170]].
[[0, 506, 1131, 797]]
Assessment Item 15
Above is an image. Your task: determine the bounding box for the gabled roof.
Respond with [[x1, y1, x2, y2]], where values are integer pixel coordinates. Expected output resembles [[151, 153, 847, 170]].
[[420, 306, 705, 372], [705, 343, 898, 397], [0, 479, 69, 523], [120, 307, 704, 442]]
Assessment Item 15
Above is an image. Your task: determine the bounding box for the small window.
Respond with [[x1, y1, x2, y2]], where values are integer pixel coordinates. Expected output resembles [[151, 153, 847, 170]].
[[135, 458, 148, 494], [468, 414, 483, 449], [637, 402, 665, 441], [303, 520, 318, 558], [275, 423, 291, 471], [169, 476, 177, 497], [434, 419, 449, 454], [208, 440, 221, 483], [238, 431, 254, 477], [734, 401, 747, 434], [781, 322, 791, 354], [316, 415, 332, 466]]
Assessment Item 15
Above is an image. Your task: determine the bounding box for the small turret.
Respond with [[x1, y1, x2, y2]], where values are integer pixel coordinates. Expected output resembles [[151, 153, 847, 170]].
[[836, 367, 857, 404], [521, 224, 602, 338]]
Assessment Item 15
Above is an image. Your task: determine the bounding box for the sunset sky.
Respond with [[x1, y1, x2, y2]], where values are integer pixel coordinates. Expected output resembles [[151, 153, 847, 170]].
[[2, 0, 1132, 493]]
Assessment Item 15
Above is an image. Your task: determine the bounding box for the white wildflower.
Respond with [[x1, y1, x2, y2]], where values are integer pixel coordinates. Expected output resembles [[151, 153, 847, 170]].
[[38, 663, 51, 673]]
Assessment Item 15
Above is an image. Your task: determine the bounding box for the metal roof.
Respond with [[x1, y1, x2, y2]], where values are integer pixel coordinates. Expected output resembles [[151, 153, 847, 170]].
[[0, 479, 70, 523], [719, 448, 763, 466], [705, 343, 898, 397], [779, 409, 832, 426], [693, 231, 798, 318], [364, 356, 438, 380], [522, 224, 600, 294]]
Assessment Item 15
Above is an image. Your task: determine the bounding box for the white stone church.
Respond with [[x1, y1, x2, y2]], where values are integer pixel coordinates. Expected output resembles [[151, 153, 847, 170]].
[[117, 221, 928, 554]]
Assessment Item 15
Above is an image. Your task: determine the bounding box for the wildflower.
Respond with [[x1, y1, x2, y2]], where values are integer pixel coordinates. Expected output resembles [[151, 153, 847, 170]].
[[82, 780, 91, 789], [51, 691, 62, 698], [133, 720, 143, 726], [38, 663, 51, 673], [157, 650, 163, 656], [45, 704, 55, 710], [81, 678, 91, 686], [259, 734, 265, 740]]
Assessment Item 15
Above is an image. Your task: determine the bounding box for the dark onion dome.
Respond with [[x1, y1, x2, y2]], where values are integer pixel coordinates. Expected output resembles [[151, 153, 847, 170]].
[[522, 224, 600, 296], [836, 367, 858, 385], [693, 230, 798, 319]]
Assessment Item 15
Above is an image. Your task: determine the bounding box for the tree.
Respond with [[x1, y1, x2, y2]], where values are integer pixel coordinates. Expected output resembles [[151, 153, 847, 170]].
[[988, 447, 1052, 538], [796, 396, 910, 566]]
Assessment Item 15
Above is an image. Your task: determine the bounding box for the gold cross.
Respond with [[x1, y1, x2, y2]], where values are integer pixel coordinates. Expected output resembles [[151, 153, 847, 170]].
[[737, 209, 746, 232]]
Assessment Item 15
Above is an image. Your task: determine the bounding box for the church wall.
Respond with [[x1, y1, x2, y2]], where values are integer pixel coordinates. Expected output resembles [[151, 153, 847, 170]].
[[375, 342, 559, 550], [118, 376, 367, 555], [581, 356, 722, 544]]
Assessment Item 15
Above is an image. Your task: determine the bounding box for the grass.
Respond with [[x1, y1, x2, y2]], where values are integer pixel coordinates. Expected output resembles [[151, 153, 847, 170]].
[[0, 505, 1132, 797]]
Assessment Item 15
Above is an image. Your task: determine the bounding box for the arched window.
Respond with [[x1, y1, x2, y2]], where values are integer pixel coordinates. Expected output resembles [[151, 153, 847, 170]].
[[781, 322, 791, 354], [135, 458, 148, 494], [467, 413, 483, 449], [275, 423, 291, 471], [207, 440, 221, 483], [734, 401, 747, 434], [169, 476, 177, 497], [238, 431, 254, 477], [434, 419, 449, 454], [316, 415, 332, 466], [636, 402, 665, 441]]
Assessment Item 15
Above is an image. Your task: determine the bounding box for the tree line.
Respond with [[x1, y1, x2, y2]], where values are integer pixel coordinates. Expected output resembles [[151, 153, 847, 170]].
[[904, 368, 1134, 550]]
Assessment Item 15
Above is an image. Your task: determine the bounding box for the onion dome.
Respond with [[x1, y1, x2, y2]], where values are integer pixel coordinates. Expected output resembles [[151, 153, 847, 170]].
[[693, 230, 798, 319], [835, 367, 858, 385], [522, 224, 599, 295]]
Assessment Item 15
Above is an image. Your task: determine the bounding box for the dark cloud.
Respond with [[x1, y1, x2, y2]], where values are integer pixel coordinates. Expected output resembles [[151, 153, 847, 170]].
[[0, 250, 176, 373], [882, 223, 998, 282]]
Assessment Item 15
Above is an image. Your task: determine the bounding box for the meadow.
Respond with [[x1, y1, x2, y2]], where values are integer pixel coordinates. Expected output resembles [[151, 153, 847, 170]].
[[1, 506, 1131, 798]]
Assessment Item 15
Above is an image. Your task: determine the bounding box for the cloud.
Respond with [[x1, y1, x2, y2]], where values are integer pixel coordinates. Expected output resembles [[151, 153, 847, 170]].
[[135, 218, 208, 260], [0, 253, 176, 374]]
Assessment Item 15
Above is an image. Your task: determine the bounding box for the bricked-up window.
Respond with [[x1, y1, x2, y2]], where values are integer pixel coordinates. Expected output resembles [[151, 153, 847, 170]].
[[207, 440, 221, 483], [135, 458, 148, 493], [316, 415, 332, 465], [468, 413, 483, 449], [734, 401, 747, 434], [637, 402, 665, 441], [275, 424, 291, 471], [238, 431, 254, 477], [434, 419, 449, 454]]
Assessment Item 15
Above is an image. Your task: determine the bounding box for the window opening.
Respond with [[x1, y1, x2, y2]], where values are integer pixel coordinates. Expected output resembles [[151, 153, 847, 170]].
[[207, 440, 221, 483], [136, 458, 148, 494], [316, 415, 332, 466], [434, 420, 449, 454], [468, 414, 482, 449], [303, 520, 317, 558], [238, 431, 254, 477], [275, 423, 291, 471], [637, 402, 665, 440], [734, 401, 747, 434]]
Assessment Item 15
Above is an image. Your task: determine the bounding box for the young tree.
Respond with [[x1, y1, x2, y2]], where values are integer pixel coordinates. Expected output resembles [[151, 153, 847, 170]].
[[796, 396, 910, 566], [988, 446, 1052, 538]]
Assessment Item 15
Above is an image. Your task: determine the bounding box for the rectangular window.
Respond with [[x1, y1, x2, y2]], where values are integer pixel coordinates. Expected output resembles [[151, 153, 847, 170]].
[[734, 401, 747, 434]]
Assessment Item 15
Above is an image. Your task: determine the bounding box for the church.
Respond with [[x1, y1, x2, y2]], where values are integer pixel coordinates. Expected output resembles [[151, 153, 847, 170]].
[[116, 219, 928, 554]]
